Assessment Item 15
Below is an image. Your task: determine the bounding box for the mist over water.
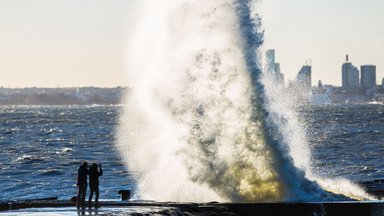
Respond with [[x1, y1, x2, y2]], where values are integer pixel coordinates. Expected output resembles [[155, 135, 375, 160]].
[[117, 0, 373, 202]]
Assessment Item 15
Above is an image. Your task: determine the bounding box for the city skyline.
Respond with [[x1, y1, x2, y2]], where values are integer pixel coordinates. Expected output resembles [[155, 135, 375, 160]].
[[0, 1, 383, 87], [262, 0, 384, 86]]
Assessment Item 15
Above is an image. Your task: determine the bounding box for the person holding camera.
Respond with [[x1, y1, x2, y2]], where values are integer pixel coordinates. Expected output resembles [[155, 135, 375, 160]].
[[88, 163, 103, 208]]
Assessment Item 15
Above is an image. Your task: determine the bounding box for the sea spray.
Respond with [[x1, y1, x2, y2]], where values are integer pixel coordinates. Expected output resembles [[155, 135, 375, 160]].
[[118, 0, 288, 202], [118, 0, 252, 202], [236, 1, 330, 201], [117, 0, 374, 202], [261, 57, 374, 200]]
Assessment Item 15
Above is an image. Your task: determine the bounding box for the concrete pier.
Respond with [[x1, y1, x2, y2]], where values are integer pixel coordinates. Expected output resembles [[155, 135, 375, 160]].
[[1, 200, 384, 216], [1, 180, 383, 215]]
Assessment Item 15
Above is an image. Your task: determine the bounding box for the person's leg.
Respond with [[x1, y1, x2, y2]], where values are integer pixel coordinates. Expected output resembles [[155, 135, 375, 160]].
[[76, 186, 82, 208], [88, 188, 94, 208], [95, 187, 100, 208], [81, 185, 86, 207]]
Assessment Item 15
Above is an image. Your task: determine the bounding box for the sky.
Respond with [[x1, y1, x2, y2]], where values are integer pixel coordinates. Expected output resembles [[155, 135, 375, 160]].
[[0, 0, 383, 87], [0, 0, 138, 88]]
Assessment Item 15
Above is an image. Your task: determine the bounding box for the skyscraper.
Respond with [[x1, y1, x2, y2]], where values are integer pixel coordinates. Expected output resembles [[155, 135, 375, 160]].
[[293, 61, 312, 102], [360, 65, 376, 90], [342, 55, 359, 90], [296, 64, 311, 90], [265, 49, 276, 75], [382, 78, 384, 90], [264, 49, 284, 85], [275, 63, 284, 85]]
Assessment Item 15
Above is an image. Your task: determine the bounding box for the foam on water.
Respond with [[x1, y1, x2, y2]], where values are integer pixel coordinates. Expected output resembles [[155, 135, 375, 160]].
[[117, 0, 374, 202]]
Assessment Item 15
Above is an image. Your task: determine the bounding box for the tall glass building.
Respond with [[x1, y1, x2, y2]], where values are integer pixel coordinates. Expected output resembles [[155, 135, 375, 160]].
[[296, 65, 312, 89], [360, 65, 376, 90], [342, 55, 359, 90]]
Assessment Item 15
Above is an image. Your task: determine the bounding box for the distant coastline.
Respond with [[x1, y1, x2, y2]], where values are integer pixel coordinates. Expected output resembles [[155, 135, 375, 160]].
[[0, 87, 130, 105]]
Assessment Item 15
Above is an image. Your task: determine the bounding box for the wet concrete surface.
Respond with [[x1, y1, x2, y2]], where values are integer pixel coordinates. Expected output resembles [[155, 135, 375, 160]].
[[1, 200, 384, 216]]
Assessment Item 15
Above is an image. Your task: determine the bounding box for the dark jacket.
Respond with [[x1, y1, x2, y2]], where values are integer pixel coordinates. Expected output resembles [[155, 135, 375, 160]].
[[77, 165, 89, 186], [89, 166, 103, 188]]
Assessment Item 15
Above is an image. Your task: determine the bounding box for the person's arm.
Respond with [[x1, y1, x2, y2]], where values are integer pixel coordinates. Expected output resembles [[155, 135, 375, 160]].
[[76, 167, 80, 186], [99, 164, 103, 176]]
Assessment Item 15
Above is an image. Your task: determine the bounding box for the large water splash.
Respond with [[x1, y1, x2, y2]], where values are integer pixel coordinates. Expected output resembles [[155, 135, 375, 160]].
[[117, 0, 373, 202]]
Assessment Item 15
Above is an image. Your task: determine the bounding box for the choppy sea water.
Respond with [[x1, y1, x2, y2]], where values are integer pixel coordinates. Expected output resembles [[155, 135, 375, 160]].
[[0, 104, 383, 202], [0, 105, 134, 201], [304, 104, 384, 181]]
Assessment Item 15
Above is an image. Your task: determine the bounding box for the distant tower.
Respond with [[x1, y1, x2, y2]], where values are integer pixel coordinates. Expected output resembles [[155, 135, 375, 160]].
[[382, 78, 384, 90], [318, 80, 323, 88], [275, 63, 284, 85], [296, 62, 312, 90], [264, 49, 285, 85], [294, 60, 312, 102], [361, 65, 376, 90], [265, 49, 276, 75], [342, 55, 359, 89]]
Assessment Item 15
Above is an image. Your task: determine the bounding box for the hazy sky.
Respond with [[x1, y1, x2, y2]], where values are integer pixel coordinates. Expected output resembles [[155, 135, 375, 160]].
[[0, 0, 138, 87], [0, 0, 383, 87]]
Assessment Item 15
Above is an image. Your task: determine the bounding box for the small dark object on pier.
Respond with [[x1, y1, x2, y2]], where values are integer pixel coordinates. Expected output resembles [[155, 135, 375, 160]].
[[70, 196, 77, 203], [118, 190, 131, 201]]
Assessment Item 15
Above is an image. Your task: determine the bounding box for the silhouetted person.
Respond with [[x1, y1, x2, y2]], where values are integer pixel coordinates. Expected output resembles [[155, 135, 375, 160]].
[[76, 161, 89, 208], [88, 163, 103, 208]]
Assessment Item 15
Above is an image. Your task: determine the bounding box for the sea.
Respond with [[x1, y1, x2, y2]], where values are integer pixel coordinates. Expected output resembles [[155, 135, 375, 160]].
[[0, 104, 383, 202], [0, 105, 134, 201]]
